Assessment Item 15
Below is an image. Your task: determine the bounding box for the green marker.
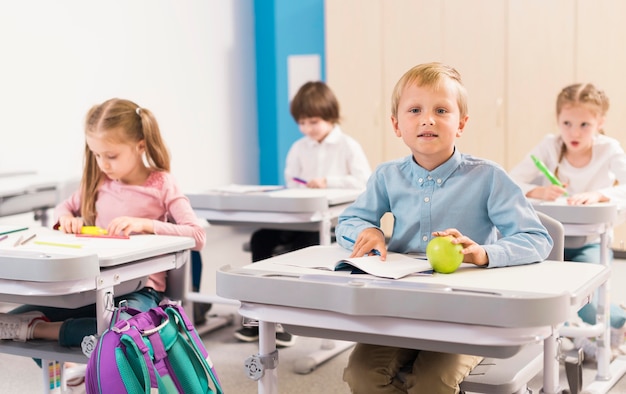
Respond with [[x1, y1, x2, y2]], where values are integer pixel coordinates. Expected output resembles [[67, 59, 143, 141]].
[[531, 155, 566, 189]]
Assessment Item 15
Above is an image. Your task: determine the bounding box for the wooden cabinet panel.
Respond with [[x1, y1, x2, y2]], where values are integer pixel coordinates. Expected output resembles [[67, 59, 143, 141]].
[[506, 0, 576, 170], [441, 0, 506, 165], [325, 0, 386, 167], [379, 0, 445, 162], [576, 0, 626, 250]]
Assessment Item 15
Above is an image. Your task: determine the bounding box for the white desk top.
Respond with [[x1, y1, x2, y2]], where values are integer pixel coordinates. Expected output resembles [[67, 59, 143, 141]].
[[0, 226, 194, 309], [532, 200, 623, 247], [187, 187, 363, 213], [0, 172, 79, 220], [0, 173, 59, 196], [218, 245, 608, 329], [218, 248, 608, 358], [0, 227, 195, 281], [532, 200, 620, 225]]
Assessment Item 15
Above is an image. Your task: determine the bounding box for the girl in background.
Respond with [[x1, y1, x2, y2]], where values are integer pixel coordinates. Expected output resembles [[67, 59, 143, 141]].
[[510, 83, 626, 360]]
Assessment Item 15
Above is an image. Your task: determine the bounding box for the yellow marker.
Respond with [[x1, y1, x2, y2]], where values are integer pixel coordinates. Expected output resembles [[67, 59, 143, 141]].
[[34, 240, 83, 249], [81, 226, 108, 235]]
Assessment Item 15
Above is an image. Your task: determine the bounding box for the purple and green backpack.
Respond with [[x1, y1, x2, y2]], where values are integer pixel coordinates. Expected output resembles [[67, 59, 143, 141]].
[[84, 303, 223, 394]]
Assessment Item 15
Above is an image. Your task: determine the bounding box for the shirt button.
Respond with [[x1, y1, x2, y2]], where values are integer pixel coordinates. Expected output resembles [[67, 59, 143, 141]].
[[418, 178, 423, 183], [427, 176, 432, 180], [437, 178, 442, 184], [424, 197, 430, 203], [422, 235, 428, 241]]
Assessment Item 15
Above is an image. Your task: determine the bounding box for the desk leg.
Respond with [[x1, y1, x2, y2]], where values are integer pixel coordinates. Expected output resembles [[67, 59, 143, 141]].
[[596, 231, 612, 381], [319, 212, 332, 246], [258, 321, 278, 394], [543, 329, 561, 394]]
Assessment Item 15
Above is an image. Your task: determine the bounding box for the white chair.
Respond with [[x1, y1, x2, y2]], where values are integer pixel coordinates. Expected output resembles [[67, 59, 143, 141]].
[[459, 211, 565, 393]]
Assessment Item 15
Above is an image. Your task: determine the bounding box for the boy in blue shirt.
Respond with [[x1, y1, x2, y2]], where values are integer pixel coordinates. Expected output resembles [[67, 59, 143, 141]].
[[336, 62, 553, 393]]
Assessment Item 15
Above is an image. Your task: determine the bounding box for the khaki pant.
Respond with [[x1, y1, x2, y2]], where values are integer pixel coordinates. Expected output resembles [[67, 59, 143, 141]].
[[343, 344, 482, 394]]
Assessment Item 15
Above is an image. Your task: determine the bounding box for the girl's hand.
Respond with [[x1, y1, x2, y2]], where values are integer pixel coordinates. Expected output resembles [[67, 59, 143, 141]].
[[526, 185, 568, 201], [307, 177, 327, 189], [432, 229, 488, 266], [567, 191, 608, 205], [107, 217, 154, 236], [349, 227, 387, 260], [58, 216, 84, 234]]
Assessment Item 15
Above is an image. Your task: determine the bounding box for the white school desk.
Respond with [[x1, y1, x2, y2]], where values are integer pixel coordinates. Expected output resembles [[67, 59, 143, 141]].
[[0, 227, 194, 393], [216, 245, 610, 394], [186, 187, 362, 246], [532, 201, 626, 393], [186, 187, 362, 368], [0, 171, 78, 226]]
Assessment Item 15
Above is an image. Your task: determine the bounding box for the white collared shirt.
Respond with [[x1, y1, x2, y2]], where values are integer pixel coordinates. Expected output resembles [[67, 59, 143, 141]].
[[284, 124, 371, 189]]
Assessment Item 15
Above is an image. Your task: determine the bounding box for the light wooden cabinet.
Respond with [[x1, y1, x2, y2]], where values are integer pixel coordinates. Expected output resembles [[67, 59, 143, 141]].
[[576, 0, 626, 250], [325, 0, 626, 248]]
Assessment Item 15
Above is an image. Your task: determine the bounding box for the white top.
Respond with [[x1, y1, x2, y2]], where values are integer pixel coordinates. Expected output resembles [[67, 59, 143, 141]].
[[284, 125, 371, 189], [509, 134, 626, 203]]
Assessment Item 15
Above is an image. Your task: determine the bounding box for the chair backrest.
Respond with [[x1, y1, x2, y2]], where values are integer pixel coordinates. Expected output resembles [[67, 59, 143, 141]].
[[536, 211, 564, 261]]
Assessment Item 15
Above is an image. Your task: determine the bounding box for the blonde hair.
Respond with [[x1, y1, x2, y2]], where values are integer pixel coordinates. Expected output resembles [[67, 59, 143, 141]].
[[391, 62, 468, 119], [557, 83, 609, 130], [80, 98, 170, 225], [555, 83, 610, 171]]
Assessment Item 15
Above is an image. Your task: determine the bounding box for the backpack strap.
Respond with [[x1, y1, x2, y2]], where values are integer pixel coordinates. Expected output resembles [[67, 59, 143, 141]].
[[165, 305, 224, 393], [121, 328, 161, 391], [164, 304, 206, 354]]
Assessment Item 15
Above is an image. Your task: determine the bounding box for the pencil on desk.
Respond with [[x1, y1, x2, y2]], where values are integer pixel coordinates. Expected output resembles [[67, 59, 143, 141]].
[[0, 235, 7, 242], [0, 227, 29, 237], [13, 235, 24, 247], [20, 234, 37, 245], [34, 240, 83, 249]]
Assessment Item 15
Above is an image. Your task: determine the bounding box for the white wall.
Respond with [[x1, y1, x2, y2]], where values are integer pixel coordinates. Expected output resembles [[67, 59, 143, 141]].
[[0, 0, 258, 192]]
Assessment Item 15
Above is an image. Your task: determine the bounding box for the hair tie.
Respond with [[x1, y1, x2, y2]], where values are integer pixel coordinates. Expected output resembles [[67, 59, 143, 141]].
[[136, 107, 142, 116]]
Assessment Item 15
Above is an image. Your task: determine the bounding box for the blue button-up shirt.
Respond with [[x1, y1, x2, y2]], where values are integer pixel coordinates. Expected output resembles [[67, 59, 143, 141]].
[[336, 150, 553, 268]]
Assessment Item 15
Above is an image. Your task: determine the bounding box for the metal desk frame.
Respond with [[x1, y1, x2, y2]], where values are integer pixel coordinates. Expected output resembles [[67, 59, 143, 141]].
[[0, 228, 194, 393]]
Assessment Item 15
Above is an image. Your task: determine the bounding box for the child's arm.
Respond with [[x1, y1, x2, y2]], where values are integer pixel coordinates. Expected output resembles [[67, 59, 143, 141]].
[[509, 136, 562, 198], [55, 189, 84, 233], [526, 184, 568, 201], [152, 176, 206, 251]]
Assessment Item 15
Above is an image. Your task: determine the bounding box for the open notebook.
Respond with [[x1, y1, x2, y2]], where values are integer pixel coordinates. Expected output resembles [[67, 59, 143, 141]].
[[268, 245, 433, 279]]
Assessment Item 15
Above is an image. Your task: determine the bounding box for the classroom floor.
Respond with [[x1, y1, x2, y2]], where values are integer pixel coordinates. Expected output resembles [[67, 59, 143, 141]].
[[2, 224, 626, 393]]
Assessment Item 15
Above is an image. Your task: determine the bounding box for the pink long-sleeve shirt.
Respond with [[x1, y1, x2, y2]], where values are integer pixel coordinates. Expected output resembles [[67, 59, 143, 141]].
[[55, 170, 206, 292]]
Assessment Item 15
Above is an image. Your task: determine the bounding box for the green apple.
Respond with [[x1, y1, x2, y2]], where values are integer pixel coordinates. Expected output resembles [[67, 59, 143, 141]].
[[426, 236, 463, 274]]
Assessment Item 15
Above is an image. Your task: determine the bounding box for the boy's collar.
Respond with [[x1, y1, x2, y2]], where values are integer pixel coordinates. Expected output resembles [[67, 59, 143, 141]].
[[304, 124, 341, 145], [412, 148, 461, 182]]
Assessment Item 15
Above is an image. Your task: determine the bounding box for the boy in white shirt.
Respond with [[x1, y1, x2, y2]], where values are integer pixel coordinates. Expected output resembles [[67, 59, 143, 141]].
[[234, 81, 372, 346]]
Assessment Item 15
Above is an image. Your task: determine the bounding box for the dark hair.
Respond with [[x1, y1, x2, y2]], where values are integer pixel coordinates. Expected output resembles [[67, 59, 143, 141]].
[[290, 81, 340, 124]]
